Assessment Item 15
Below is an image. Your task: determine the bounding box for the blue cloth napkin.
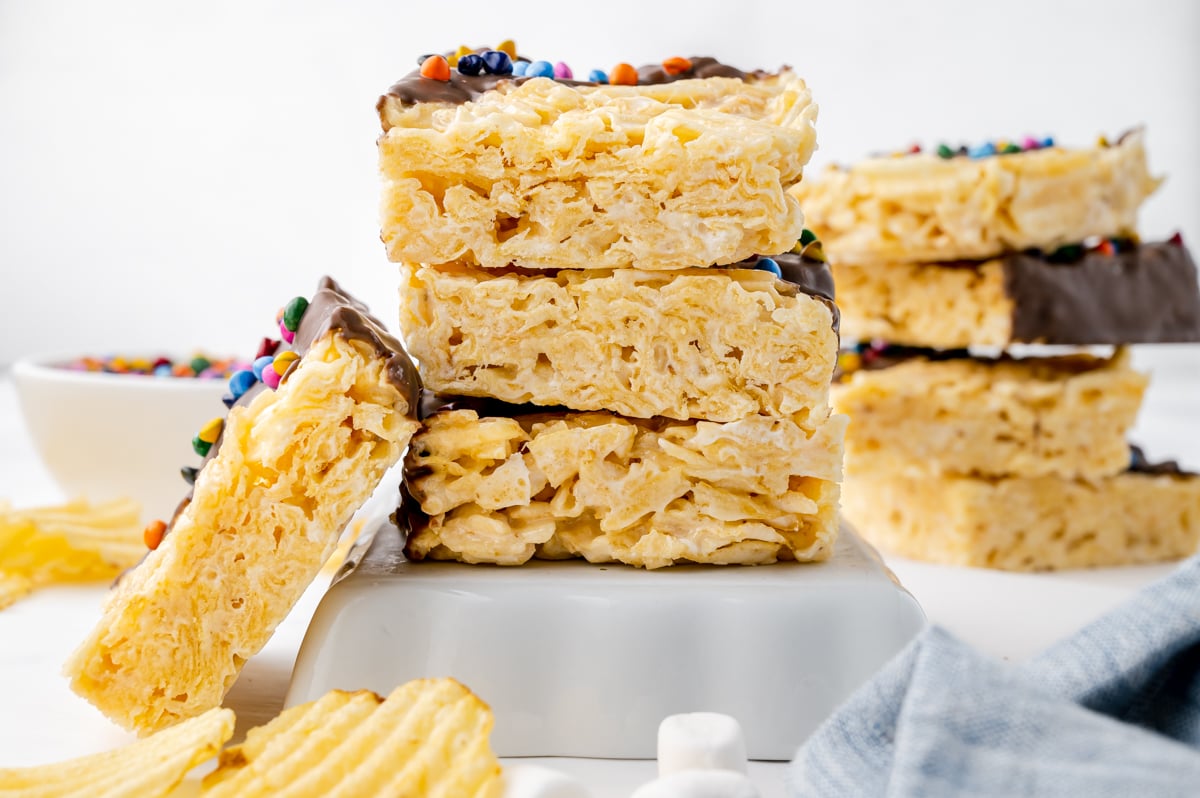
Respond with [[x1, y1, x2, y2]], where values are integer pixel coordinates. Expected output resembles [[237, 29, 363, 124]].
[[789, 555, 1200, 797]]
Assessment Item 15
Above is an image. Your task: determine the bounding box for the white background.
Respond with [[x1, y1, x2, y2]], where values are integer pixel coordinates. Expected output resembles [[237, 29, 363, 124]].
[[2, 0, 1199, 364]]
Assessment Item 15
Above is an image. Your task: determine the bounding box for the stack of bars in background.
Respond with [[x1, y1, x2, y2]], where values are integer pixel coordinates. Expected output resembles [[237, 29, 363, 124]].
[[795, 131, 1200, 571], [375, 47, 845, 568]]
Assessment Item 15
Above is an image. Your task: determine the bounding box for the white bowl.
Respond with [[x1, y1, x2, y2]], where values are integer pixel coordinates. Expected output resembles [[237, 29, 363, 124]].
[[12, 354, 232, 522]]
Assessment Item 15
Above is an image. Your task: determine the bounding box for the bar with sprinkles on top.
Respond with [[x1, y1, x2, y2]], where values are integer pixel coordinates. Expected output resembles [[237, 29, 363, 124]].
[[799, 131, 1200, 570], [66, 278, 423, 733], [377, 43, 846, 568]]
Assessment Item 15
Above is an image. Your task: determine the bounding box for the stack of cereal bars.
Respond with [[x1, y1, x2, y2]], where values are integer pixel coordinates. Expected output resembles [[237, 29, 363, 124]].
[[795, 131, 1200, 570], [375, 47, 845, 568]]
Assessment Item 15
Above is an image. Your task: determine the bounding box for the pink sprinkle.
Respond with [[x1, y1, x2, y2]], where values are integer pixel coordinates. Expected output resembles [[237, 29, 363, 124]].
[[280, 319, 295, 344], [1021, 136, 1041, 151], [554, 61, 573, 79], [262, 367, 282, 389]]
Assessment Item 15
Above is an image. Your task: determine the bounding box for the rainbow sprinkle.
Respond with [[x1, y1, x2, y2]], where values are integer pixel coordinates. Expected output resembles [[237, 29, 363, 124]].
[[61, 354, 245, 379], [419, 42, 710, 89]]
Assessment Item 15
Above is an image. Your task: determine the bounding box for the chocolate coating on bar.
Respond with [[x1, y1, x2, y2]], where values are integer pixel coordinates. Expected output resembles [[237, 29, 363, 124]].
[[1004, 240, 1200, 345], [1128, 445, 1193, 476], [154, 277, 421, 553], [298, 276, 421, 409], [729, 251, 839, 335], [380, 56, 750, 108]]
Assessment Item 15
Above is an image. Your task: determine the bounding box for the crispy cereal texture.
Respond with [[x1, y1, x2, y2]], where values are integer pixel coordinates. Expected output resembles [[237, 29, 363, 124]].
[[379, 73, 817, 271], [404, 408, 845, 569], [831, 260, 1016, 348], [401, 263, 837, 425], [202, 679, 502, 798], [0, 707, 233, 798], [794, 131, 1160, 264], [832, 350, 1146, 480], [842, 470, 1200, 571], [65, 333, 420, 734]]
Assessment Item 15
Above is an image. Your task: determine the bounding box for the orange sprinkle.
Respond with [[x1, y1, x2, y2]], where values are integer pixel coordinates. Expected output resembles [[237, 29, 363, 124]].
[[661, 56, 692, 76], [420, 54, 451, 81], [144, 520, 167, 550], [610, 62, 638, 86]]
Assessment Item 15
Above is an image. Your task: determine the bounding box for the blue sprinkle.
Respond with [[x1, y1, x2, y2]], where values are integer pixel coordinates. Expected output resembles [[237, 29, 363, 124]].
[[481, 50, 513, 75], [587, 69, 608, 84], [251, 355, 275, 380], [221, 393, 236, 409], [458, 53, 485, 76], [229, 369, 257, 399], [526, 60, 554, 78], [1041, 136, 1055, 148], [968, 142, 996, 159], [153, 363, 173, 377], [510, 59, 529, 77], [756, 257, 782, 277]]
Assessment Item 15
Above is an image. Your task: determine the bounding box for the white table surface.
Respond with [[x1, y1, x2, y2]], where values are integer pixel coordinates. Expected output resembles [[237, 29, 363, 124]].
[[1, 352, 1197, 797]]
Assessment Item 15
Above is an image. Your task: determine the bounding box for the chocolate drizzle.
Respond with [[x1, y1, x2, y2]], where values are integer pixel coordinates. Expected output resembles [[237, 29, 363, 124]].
[[1003, 240, 1200, 345], [380, 55, 753, 111]]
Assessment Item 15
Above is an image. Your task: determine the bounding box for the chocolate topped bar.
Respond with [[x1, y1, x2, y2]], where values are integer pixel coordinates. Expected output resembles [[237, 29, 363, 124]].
[[1004, 239, 1200, 344], [831, 238, 1200, 349]]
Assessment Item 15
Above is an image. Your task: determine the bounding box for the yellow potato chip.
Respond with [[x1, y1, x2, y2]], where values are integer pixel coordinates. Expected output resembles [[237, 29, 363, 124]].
[[0, 572, 32, 611], [0, 498, 143, 609], [203, 678, 503, 797], [0, 706, 233, 798]]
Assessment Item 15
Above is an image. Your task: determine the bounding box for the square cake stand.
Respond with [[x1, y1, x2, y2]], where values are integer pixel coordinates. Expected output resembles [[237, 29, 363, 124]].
[[286, 518, 925, 760]]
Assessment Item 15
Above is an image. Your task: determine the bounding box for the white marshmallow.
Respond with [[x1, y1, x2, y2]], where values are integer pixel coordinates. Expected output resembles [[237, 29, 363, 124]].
[[502, 763, 593, 798], [657, 713, 748, 776], [630, 770, 761, 798]]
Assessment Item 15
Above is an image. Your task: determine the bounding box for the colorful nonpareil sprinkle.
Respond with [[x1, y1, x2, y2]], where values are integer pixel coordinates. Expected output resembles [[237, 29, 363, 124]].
[[193, 417, 224, 456], [418, 54, 450, 81], [457, 53, 485, 76], [755, 257, 782, 277], [143, 519, 167, 550], [1046, 236, 1138, 262], [415, 44, 719, 89], [930, 136, 1055, 160], [251, 355, 276, 380], [662, 56, 692, 76], [282, 297, 309, 333], [228, 369, 257, 400], [181, 290, 312, 485], [481, 50, 513, 75], [449, 45, 471, 68], [609, 63, 638, 85], [790, 229, 827, 263], [272, 350, 300, 376], [262, 366, 282, 390]]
